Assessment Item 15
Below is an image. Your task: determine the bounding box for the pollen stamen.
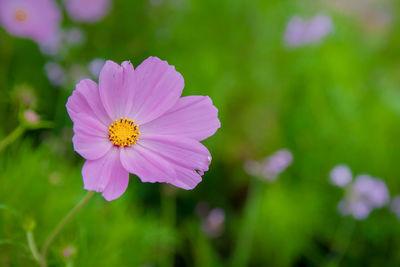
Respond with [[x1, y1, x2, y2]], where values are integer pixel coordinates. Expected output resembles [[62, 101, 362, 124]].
[[108, 117, 140, 148], [15, 10, 28, 22]]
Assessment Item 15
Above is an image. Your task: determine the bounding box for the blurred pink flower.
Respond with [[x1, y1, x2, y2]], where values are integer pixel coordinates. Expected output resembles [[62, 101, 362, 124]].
[[66, 57, 220, 201], [284, 14, 333, 47], [0, 0, 61, 45], [63, 0, 111, 23], [61, 245, 76, 259], [24, 109, 40, 124]]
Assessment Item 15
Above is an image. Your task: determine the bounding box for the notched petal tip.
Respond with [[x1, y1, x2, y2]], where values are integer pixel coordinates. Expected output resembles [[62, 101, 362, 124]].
[[143, 56, 181, 74], [121, 60, 134, 70]]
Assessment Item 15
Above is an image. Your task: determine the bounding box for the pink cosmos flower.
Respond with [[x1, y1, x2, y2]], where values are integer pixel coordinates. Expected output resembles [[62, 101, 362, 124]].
[[0, 0, 61, 45], [66, 57, 220, 201], [63, 0, 111, 23]]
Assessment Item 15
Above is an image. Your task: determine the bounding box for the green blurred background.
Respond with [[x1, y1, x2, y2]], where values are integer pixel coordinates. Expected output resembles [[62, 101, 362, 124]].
[[1, 0, 400, 266]]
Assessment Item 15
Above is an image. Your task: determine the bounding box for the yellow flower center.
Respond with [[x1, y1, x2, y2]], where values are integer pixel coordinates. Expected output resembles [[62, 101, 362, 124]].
[[108, 118, 140, 148], [15, 9, 28, 22]]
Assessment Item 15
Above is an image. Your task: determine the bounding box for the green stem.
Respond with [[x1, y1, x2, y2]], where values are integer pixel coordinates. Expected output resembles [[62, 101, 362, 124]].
[[40, 191, 95, 264], [231, 178, 264, 267], [323, 219, 356, 267], [27, 231, 46, 267], [0, 125, 25, 153], [161, 190, 176, 267]]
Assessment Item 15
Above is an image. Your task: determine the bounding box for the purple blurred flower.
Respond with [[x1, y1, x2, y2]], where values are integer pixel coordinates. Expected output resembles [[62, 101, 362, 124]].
[[0, 0, 61, 45], [244, 149, 293, 181], [390, 196, 400, 219], [262, 149, 293, 181], [40, 27, 85, 56], [63, 0, 111, 23], [39, 30, 63, 56], [45, 62, 66, 86], [330, 164, 352, 187], [201, 208, 225, 238], [338, 174, 390, 220], [88, 58, 106, 78], [284, 14, 333, 47], [354, 175, 389, 208]]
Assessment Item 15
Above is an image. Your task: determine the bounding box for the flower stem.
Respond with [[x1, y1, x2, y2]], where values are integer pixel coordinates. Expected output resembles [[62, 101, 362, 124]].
[[40, 191, 95, 263], [231, 178, 264, 267], [27, 231, 46, 267], [0, 125, 25, 153], [161, 191, 176, 267], [323, 218, 356, 267]]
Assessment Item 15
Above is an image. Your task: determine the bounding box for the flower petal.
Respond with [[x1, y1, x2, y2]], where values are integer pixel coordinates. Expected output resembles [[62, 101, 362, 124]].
[[169, 165, 202, 190], [99, 60, 135, 119], [140, 96, 220, 141], [69, 112, 112, 160], [102, 170, 130, 201], [72, 114, 108, 138], [82, 148, 129, 201], [66, 78, 111, 126], [72, 133, 112, 161], [127, 57, 184, 125], [120, 144, 176, 183], [139, 135, 211, 173]]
